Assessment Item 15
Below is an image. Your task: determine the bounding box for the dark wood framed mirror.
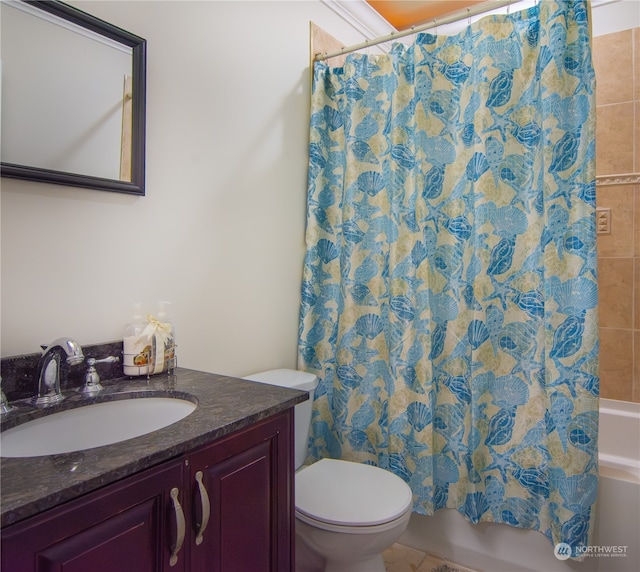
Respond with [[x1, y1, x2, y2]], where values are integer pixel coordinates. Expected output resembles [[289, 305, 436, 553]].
[[0, 0, 147, 195]]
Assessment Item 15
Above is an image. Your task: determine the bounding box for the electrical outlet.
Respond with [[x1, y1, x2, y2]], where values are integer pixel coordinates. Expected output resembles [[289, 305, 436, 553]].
[[596, 207, 611, 234]]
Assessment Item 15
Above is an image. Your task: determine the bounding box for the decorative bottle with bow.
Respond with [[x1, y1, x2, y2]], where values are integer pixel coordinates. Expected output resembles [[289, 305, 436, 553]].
[[123, 304, 151, 376], [141, 301, 176, 375]]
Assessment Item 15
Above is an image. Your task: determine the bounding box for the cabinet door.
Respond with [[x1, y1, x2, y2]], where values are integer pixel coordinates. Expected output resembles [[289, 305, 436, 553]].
[[1, 459, 187, 572], [189, 411, 294, 572]]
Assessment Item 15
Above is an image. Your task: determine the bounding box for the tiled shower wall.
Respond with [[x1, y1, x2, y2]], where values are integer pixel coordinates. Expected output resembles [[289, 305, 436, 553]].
[[593, 28, 640, 403]]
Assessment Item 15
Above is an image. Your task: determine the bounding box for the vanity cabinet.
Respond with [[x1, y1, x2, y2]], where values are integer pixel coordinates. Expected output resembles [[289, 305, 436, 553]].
[[1, 410, 294, 572], [190, 411, 293, 571], [1, 458, 184, 571]]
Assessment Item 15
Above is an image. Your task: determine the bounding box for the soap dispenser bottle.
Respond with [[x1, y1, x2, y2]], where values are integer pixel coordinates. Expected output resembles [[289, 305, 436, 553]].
[[158, 301, 176, 373], [146, 301, 176, 374], [123, 303, 151, 376]]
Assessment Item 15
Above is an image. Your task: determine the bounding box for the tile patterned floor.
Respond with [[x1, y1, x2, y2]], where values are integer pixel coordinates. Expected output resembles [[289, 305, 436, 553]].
[[382, 543, 479, 572]]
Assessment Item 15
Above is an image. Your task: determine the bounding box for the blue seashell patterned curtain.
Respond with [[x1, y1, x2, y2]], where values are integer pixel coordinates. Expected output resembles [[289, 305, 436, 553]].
[[299, 0, 598, 555]]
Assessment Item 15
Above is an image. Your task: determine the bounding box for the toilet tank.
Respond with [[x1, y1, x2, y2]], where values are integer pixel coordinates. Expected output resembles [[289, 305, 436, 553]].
[[243, 369, 318, 470]]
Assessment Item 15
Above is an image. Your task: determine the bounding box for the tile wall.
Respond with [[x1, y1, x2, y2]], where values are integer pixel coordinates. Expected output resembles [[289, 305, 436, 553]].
[[593, 28, 640, 402]]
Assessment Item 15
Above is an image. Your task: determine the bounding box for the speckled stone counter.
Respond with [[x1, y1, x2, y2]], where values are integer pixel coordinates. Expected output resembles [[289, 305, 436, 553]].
[[0, 368, 307, 527]]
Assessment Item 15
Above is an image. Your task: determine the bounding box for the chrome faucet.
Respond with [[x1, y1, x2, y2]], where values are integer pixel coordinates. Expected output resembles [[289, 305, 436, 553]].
[[31, 337, 84, 407]]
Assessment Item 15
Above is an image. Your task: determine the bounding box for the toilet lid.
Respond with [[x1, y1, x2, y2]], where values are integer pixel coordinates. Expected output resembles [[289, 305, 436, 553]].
[[295, 459, 413, 527]]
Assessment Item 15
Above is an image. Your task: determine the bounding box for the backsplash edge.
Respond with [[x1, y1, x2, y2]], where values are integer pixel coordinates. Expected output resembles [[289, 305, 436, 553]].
[[1, 341, 125, 402]]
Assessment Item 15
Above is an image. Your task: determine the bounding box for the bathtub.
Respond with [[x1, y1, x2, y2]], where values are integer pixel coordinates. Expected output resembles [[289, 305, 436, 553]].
[[399, 398, 640, 572]]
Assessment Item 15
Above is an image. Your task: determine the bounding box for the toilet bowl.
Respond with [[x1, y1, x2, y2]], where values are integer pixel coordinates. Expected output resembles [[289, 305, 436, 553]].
[[295, 458, 413, 572], [243, 369, 413, 572]]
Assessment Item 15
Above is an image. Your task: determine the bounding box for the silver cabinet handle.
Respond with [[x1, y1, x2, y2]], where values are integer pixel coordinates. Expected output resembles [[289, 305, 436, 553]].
[[194, 471, 210, 546], [169, 487, 185, 566]]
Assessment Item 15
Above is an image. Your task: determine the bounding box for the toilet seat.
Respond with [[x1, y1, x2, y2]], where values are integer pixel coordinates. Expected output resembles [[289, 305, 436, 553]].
[[295, 506, 412, 534], [295, 458, 413, 530]]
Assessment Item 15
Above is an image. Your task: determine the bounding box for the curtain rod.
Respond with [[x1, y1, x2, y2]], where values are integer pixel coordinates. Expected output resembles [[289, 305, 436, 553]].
[[315, 0, 524, 62]]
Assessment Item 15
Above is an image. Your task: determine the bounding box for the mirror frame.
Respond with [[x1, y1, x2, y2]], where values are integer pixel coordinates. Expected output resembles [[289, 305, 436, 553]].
[[1, 0, 147, 196]]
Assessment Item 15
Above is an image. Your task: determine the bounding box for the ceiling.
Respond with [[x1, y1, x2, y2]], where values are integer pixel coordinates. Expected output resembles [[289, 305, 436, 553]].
[[365, 0, 487, 30]]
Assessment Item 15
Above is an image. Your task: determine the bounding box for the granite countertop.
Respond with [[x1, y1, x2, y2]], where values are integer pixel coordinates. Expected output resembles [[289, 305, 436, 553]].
[[0, 368, 308, 527]]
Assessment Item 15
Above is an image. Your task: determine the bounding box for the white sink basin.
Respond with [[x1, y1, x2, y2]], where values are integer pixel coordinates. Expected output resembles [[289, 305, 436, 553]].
[[0, 397, 197, 458]]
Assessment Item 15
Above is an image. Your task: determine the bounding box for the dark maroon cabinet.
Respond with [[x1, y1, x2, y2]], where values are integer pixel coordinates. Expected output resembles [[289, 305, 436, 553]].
[[1, 458, 185, 572], [190, 412, 293, 572], [1, 410, 294, 572]]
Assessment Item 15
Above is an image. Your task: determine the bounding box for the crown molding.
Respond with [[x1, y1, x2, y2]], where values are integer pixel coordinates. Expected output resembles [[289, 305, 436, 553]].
[[319, 0, 629, 57], [319, 0, 395, 41]]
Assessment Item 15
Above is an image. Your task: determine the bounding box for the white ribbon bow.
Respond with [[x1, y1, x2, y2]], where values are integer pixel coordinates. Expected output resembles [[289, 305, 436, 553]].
[[140, 314, 173, 345]]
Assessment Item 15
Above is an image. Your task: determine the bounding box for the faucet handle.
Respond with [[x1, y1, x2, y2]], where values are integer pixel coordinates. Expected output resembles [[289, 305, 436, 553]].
[[80, 356, 120, 395], [90, 356, 120, 366], [0, 376, 12, 415]]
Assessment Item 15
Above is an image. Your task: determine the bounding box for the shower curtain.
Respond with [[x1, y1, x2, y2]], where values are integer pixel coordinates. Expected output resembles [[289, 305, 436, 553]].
[[299, 0, 598, 555]]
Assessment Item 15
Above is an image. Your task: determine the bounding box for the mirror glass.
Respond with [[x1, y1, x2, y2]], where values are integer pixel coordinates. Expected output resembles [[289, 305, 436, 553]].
[[0, 0, 146, 195]]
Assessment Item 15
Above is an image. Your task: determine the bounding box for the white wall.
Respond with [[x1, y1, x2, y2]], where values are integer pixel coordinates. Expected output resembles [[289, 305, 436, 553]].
[[0, 0, 369, 376]]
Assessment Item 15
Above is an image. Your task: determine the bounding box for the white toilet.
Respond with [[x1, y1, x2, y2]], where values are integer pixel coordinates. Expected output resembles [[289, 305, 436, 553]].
[[244, 369, 413, 572]]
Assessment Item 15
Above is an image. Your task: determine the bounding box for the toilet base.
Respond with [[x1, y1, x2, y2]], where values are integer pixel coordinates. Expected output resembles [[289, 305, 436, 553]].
[[295, 536, 325, 572], [295, 509, 411, 572], [295, 539, 385, 572], [325, 554, 385, 572]]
